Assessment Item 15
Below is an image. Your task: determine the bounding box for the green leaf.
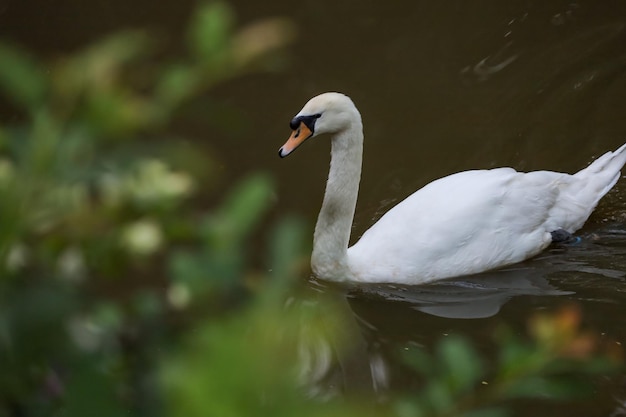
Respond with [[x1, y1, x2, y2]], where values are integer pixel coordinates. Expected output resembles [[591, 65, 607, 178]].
[[394, 398, 427, 417], [84, 90, 150, 135], [262, 215, 307, 302], [169, 250, 213, 291], [62, 356, 129, 417], [268, 215, 306, 281], [438, 335, 483, 393], [503, 376, 594, 400], [84, 31, 150, 65], [156, 64, 201, 108], [188, 1, 234, 65], [422, 380, 454, 414], [204, 173, 274, 246], [402, 345, 438, 377], [52, 31, 150, 105], [0, 43, 47, 111]]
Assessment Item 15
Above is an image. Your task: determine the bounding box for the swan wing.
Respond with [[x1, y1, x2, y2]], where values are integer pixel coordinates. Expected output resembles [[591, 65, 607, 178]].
[[347, 168, 584, 283]]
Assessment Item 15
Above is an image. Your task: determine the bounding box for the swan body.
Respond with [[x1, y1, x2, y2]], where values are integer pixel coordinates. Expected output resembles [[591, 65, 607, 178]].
[[279, 92, 626, 284]]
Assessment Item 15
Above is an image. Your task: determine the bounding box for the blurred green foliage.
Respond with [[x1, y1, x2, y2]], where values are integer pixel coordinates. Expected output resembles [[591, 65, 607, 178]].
[[0, 2, 621, 417], [396, 305, 622, 417]]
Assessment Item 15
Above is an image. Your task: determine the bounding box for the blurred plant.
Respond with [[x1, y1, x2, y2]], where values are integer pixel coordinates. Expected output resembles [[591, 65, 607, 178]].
[[395, 305, 623, 417], [0, 1, 301, 416]]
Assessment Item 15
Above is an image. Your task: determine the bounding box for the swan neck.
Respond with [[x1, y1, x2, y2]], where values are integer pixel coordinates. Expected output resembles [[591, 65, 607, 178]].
[[311, 124, 363, 280]]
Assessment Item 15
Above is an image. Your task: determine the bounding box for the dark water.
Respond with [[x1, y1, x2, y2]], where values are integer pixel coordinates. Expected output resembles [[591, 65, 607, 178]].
[[5, 0, 626, 414]]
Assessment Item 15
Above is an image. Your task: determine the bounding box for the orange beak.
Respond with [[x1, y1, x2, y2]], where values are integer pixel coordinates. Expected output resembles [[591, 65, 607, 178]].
[[278, 122, 313, 158]]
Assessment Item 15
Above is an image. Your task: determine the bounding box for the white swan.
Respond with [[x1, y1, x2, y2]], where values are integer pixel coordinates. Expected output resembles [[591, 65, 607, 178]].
[[278, 92, 626, 284]]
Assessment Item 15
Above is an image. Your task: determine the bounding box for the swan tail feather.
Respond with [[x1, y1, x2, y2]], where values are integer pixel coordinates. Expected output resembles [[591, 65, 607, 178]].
[[573, 142, 626, 199], [575, 143, 626, 176], [569, 144, 626, 221]]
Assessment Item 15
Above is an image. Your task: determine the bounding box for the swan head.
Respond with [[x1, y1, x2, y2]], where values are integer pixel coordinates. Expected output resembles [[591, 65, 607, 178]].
[[278, 92, 360, 158]]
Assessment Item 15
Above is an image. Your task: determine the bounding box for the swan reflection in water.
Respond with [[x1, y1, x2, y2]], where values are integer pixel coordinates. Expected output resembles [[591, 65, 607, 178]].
[[346, 264, 569, 320]]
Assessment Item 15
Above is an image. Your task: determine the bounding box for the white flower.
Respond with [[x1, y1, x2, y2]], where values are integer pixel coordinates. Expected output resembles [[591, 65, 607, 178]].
[[57, 247, 86, 283], [6, 243, 28, 271], [128, 159, 195, 203], [167, 282, 191, 310], [0, 158, 14, 185], [121, 219, 163, 256]]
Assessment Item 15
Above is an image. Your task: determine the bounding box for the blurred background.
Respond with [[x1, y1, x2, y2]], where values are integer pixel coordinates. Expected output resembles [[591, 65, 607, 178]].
[[1, 1, 626, 416]]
